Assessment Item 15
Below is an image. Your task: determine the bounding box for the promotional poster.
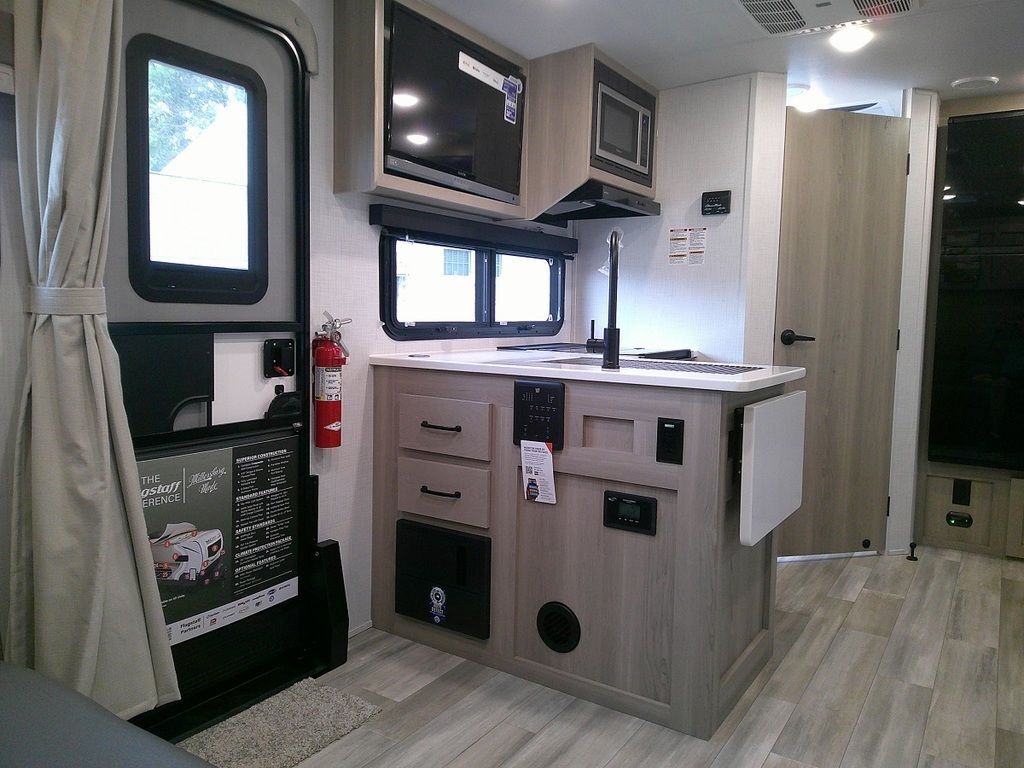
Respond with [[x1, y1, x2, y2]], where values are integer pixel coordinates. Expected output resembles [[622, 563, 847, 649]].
[[138, 436, 299, 645]]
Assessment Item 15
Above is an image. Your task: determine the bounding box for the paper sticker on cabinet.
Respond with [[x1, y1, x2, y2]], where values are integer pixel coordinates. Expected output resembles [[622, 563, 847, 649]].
[[459, 51, 505, 91], [521, 440, 556, 504], [429, 586, 447, 625], [669, 227, 707, 265], [502, 76, 522, 124]]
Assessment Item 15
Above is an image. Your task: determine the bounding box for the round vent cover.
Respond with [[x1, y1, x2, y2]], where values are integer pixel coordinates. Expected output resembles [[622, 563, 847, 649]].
[[536, 601, 581, 654]]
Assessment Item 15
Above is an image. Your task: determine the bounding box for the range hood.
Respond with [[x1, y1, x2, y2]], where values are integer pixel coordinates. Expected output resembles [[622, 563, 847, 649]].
[[534, 180, 661, 226]]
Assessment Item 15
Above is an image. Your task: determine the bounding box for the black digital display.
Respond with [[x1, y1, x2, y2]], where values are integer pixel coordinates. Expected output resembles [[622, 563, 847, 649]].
[[603, 491, 657, 535], [618, 502, 641, 523]]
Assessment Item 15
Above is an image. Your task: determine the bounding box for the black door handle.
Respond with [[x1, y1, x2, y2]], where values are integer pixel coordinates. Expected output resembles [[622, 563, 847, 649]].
[[420, 485, 462, 499], [780, 329, 816, 346], [421, 420, 462, 433]]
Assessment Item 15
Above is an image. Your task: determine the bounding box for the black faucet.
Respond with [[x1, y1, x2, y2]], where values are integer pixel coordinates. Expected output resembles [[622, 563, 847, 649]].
[[602, 229, 621, 370]]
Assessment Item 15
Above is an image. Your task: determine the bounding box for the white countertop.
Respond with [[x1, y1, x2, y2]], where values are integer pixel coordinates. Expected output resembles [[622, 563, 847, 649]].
[[369, 349, 805, 392]]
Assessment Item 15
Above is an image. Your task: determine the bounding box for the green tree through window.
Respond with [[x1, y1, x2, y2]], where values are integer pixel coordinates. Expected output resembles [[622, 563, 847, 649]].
[[148, 60, 234, 172]]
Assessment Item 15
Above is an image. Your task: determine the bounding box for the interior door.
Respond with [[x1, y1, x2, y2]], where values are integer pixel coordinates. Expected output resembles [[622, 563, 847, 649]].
[[774, 108, 910, 557]]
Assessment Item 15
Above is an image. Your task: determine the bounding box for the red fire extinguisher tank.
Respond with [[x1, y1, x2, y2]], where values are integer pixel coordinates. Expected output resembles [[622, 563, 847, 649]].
[[312, 334, 346, 448]]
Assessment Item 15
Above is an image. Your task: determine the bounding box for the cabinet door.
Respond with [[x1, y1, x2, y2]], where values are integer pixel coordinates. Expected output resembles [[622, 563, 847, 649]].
[[513, 473, 675, 704]]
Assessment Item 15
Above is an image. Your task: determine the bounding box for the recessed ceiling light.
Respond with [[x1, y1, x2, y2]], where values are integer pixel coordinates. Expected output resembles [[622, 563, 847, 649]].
[[406, 133, 429, 146], [943, 194, 957, 201], [951, 76, 999, 91], [790, 88, 826, 113], [944, 185, 952, 191], [829, 25, 874, 53], [393, 92, 419, 108], [787, 83, 809, 98], [1018, 199, 1024, 206]]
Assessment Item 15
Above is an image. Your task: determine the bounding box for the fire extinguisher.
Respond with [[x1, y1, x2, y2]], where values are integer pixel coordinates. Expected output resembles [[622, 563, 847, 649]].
[[313, 315, 351, 448]]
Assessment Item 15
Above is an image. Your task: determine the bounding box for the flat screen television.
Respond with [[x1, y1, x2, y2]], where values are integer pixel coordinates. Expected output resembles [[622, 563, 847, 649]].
[[383, 1, 525, 204], [928, 110, 1024, 469]]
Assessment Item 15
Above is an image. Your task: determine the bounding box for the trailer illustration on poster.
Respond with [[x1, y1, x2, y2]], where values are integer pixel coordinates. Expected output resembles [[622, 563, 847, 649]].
[[138, 436, 300, 645]]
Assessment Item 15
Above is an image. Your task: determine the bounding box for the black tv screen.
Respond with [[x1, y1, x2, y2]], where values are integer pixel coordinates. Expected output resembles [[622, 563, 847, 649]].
[[383, 2, 525, 202], [928, 110, 1024, 469]]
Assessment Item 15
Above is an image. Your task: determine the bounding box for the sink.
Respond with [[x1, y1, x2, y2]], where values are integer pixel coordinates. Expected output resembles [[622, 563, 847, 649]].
[[540, 357, 762, 374]]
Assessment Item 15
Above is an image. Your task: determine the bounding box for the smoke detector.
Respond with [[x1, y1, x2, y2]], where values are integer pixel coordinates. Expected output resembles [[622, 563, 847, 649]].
[[737, 0, 919, 36]]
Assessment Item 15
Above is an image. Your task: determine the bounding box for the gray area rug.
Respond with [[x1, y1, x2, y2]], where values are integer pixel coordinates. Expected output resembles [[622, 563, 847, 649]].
[[180, 678, 381, 768]]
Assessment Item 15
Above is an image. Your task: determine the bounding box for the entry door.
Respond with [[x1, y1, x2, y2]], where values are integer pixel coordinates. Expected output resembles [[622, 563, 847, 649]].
[[774, 108, 910, 557]]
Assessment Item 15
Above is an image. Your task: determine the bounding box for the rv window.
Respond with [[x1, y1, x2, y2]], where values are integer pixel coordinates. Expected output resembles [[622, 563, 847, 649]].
[[381, 235, 564, 341], [125, 34, 268, 304], [395, 241, 480, 324], [494, 253, 555, 323]]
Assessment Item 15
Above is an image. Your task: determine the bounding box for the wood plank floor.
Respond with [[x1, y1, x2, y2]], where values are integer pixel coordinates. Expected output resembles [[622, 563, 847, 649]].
[[302, 549, 1024, 768]]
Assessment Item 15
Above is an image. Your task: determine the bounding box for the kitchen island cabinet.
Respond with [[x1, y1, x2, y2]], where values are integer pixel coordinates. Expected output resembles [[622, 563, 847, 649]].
[[370, 351, 804, 738]]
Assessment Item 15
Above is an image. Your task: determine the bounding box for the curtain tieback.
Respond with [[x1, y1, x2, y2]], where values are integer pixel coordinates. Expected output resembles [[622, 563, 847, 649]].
[[29, 286, 107, 315]]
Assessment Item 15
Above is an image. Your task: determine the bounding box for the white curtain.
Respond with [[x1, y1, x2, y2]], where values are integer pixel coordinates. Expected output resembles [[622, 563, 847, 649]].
[[6, 0, 179, 717]]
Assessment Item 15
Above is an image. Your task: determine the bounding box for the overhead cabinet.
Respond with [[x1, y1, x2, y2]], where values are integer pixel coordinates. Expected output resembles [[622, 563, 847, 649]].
[[334, 0, 529, 219], [334, 2, 660, 223], [526, 44, 658, 221]]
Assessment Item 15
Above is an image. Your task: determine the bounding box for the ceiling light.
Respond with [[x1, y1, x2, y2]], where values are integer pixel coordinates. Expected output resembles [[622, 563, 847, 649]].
[[406, 133, 429, 146], [943, 194, 956, 201], [1018, 199, 1024, 206], [944, 185, 952, 191], [787, 83, 809, 98], [392, 92, 419, 108], [951, 76, 999, 91], [790, 88, 826, 113], [829, 25, 874, 53]]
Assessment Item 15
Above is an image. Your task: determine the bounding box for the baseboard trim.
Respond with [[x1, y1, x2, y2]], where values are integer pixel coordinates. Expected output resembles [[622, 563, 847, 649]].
[[349, 620, 373, 637]]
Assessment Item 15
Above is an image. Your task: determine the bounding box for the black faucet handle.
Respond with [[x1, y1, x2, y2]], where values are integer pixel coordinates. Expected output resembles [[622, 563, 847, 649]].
[[602, 327, 621, 370]]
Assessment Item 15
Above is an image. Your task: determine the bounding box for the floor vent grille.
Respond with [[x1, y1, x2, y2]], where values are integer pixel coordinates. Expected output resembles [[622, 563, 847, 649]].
[[536, 602, 581, 654]]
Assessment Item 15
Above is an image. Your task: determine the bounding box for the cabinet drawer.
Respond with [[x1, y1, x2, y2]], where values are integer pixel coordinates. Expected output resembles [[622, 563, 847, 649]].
[[397, 457, 490, 529], [399, 394, 491, 460]]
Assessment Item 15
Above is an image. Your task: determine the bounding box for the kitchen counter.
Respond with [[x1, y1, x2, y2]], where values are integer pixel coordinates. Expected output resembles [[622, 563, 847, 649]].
[[369, 349, 805, 392], [371, 353, 807, 738]]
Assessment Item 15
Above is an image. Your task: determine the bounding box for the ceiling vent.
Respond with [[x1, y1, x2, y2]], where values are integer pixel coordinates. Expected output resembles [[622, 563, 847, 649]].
[[741, 0, 802, 35], [739, 0, 806, 35], [738, 0, 918, 36], [853, 0, 914, 18]]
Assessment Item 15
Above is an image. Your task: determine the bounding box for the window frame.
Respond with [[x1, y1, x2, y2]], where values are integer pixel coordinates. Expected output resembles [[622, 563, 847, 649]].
[[125, 33, 269, 305], [380, 234, 567, 341]]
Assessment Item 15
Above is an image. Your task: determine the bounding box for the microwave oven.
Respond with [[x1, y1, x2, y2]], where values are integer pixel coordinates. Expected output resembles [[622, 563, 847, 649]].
[[591, 60, 656, 187], [383, 1, 526, 205]]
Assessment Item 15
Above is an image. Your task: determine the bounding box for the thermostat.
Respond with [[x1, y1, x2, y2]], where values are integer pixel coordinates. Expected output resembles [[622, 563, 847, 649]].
[[701, 190, 731, 215]]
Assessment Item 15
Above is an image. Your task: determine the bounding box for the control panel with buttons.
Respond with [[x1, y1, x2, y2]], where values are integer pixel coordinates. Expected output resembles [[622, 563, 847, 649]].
[[701, 189, 731, 215], [513, 380, 565, 450]]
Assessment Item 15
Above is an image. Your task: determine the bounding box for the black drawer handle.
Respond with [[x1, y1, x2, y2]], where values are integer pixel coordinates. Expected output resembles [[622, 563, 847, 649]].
[[421, 420, 462, 433], [420, 485, 462, 499]]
